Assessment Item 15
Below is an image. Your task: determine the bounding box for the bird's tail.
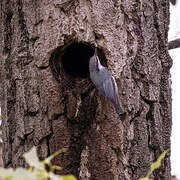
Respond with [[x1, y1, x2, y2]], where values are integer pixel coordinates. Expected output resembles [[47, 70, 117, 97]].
[[115, 105, 124, 115]]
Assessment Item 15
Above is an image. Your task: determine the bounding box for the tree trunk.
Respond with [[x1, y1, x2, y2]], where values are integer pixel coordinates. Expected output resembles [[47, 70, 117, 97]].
[[0, 0, 172, 179]]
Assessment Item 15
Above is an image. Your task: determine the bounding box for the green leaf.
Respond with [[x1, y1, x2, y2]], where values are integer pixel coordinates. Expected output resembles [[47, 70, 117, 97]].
[[139, 150, 169, 180], [23, 147, 44, 170], [33, 170, 48, 180], [48, 172, 63, 180], [0, 168, 14, 179], [149, 149, 169, 174], [63, 175, 77, 180], [42, 148, 67, 165], [51, 165, 62, 171], [11, 168, 35, 180]]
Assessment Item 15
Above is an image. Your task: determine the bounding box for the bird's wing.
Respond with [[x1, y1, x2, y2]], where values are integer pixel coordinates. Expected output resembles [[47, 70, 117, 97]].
[[98, 76, 123, 114], [107, 76, 120, 105], [97, 76, 118, 105]]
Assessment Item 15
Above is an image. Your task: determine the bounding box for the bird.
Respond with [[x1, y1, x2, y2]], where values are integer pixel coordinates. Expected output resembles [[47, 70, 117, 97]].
[[89, 48, 124, 115]]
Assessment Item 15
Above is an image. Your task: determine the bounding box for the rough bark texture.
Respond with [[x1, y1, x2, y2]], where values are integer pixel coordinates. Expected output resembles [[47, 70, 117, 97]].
[[0, 0, 172, 180]]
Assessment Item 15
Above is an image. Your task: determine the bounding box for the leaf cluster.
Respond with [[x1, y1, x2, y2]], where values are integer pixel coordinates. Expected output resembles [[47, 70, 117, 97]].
[[0, 147, 77, 180], [0, 146, 170, 180]]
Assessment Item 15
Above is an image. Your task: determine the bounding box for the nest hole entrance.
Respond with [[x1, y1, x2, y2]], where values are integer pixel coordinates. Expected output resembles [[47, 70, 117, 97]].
[[61, 42, 95, 78]]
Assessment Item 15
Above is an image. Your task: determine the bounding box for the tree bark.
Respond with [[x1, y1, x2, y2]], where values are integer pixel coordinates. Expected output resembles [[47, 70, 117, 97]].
[[0, 0, 172, 180], [168, 38, 180, 50]]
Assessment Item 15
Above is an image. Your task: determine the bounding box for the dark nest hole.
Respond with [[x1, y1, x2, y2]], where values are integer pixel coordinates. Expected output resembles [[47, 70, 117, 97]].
[[50, 42, 107, 89], [61, 42, 94, 78]]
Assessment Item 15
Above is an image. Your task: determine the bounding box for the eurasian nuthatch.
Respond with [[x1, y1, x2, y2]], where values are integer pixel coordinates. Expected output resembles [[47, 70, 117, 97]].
[[89, 49, 123, 115]]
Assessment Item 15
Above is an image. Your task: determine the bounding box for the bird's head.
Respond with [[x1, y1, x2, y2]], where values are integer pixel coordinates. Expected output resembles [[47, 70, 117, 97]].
[[89, 48, 102, 72]]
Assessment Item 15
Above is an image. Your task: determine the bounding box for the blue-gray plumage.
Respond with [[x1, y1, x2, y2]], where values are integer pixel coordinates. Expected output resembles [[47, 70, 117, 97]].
[[89, 49, 123, 115]]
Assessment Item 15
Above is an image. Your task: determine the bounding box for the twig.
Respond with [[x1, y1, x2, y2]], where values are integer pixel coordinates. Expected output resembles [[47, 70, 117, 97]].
[[168, 38, 180, 50]]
